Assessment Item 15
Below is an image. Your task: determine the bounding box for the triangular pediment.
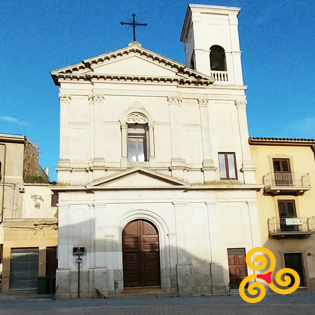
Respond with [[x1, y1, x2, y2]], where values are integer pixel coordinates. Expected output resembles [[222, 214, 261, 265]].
[[51, 42, 214, 86], [86, 167, 190, 189]]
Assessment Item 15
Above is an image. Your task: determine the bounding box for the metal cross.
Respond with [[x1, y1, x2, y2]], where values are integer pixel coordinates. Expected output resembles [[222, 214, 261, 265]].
[[121, 14, 147, 42]]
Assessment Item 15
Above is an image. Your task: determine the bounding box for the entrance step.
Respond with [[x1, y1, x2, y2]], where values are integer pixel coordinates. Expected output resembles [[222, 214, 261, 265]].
[[112, 286, 177, 298]]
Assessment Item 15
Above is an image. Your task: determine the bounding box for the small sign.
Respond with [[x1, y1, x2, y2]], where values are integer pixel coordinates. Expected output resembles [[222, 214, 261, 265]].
[[73, 247, 85, 256], [285, 218, 303, 226]]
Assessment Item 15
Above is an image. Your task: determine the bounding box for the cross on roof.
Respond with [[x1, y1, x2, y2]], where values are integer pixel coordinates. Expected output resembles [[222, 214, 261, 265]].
[[121, 14, 147, 42]]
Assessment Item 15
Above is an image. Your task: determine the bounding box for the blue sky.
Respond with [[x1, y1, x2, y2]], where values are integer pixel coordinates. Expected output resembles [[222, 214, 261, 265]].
[[1, 0, 314, 181]]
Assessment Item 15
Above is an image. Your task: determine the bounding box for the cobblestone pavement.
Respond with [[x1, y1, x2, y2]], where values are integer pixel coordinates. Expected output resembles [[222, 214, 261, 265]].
[[0, 293, 314, 315]]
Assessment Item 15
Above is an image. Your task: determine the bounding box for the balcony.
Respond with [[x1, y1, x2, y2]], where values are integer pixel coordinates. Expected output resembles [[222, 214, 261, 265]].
[[210, 70, 228, 82], [262, 172, 311, 195], [268, 217, 315, 238]]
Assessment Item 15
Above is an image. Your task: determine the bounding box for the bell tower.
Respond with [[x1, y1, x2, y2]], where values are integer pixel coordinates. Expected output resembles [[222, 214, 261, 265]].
[[181, 5, 243, 85]]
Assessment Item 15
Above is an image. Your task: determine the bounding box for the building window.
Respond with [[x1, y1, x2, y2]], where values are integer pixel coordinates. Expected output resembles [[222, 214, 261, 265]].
[[219, 153, 237, 180], [51, 193, 59, 207], [127, 124, 149, 162], [210, 45, 227, 71]]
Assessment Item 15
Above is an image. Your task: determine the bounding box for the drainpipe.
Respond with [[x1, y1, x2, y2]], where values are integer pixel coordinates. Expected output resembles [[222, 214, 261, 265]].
[[0, 143, 6, 224]]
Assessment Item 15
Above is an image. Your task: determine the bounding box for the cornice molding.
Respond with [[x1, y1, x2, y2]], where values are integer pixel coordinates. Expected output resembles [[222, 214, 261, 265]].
[[54, 73, 213, 86]]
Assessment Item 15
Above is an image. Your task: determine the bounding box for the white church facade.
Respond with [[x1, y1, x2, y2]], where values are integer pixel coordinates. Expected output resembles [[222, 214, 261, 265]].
[[51, 4, 262, 298]]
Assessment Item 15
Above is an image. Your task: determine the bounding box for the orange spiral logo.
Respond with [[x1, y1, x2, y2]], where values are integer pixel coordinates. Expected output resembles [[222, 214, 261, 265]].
[[239, 247, 300, 303]]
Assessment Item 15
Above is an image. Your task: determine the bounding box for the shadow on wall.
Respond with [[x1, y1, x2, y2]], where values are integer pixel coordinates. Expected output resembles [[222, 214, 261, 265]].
[[55, 217, 230, 299]]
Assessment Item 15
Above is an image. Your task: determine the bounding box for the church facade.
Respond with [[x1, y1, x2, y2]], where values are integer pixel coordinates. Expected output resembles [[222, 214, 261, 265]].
[[51, 5, 262, 298]]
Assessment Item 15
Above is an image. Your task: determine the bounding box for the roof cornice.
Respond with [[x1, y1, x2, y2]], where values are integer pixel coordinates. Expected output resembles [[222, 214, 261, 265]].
[[249, 137, 315, 146], [54, 73, 214, 86], [51, 42, 214, 86]]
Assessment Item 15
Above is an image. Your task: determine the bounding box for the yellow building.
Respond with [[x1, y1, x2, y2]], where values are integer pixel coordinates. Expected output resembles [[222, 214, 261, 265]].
[[250, 137, 315, 290], [0, 133, 58, 293]]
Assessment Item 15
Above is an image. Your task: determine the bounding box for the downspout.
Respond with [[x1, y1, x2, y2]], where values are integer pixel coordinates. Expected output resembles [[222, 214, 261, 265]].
[[0, 143, 6, 224]]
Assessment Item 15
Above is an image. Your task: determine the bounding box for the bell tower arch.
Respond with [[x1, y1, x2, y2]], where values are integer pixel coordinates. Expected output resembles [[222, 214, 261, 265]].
[[181, 5, 243, 85]]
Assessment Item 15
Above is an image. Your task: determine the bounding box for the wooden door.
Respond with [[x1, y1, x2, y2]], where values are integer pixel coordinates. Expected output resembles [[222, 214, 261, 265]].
[[273, 159, 292, 186], [227, 248, 247, 289], [46, 247, 58, 276], [123, 220, 160, 287], [284, 253, 305, 287]]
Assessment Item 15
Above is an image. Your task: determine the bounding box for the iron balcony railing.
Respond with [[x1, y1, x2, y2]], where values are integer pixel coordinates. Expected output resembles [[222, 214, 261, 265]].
[[210, 70, 229, 82], [263, 172, 311, 188], [268, 217, 315, 235]]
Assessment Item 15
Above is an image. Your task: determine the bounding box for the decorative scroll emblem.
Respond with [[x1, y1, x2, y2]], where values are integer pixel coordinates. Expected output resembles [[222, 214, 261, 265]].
[[239, 247, 300, 304], [127, 112, 148, 124]]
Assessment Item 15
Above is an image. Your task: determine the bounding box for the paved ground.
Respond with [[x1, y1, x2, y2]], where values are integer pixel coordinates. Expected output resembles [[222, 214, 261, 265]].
[[0, 292, 314, 314]]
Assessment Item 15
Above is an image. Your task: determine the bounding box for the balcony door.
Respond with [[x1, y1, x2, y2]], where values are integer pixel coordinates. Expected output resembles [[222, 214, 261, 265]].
[[278, 200, 298, 232], [273, 159, 292, 186]]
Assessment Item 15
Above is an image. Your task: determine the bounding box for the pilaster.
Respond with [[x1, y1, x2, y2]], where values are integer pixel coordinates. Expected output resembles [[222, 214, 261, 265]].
[[168, 96, 185, 179], [206, 201, 226, 295], [120, 122, 128, 167], [246, 200, 262, 249], [92, 93, 106, 166], [235, 100, 256, 184], [174, 201, 195, 295], [198, 98, 217, 182], [58, 93, 72, 182]]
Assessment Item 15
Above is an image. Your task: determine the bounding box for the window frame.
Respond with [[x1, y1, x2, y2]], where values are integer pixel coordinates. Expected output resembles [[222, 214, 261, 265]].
[[218, 152, 237, 180], [127, 124, 149, 163]]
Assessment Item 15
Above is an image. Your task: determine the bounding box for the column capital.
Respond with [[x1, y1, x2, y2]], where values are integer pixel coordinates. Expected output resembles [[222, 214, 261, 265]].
[[88, 93, 105, 103], [235, 99, 247, 108], [120, 123, 127, 130], [59, 93, 71, 102], [198, 98, 209, 107], [167, 96, 182, 106]]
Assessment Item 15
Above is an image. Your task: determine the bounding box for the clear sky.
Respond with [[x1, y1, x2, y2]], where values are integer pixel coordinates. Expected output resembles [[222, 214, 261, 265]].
[[1, 0, 314, 181]]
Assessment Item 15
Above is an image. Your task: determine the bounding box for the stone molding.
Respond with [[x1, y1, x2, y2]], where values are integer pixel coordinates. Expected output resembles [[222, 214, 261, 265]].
[[235, 99, 247, 108], [59, 94, 71, 102]]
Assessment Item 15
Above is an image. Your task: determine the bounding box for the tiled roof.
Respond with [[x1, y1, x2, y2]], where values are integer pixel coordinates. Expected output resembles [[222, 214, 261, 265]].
[[249, 137, 315, 145]]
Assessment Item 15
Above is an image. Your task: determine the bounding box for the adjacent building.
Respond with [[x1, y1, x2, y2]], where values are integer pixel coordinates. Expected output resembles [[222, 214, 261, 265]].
[[0, 133, 58, 293], [250, 137, 315, 290], [51, 5, 263, 298]]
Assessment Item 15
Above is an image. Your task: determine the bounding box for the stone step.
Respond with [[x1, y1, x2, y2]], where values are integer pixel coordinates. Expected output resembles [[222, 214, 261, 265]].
[[111, 286, 177, 298]]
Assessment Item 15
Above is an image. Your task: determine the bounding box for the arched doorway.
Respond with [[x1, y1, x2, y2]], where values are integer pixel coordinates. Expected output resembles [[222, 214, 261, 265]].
[[122, 219, 161, 287]]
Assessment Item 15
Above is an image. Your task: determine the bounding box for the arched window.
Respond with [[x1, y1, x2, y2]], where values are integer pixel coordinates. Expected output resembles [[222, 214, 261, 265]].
[[210, 45, 227, 71]]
